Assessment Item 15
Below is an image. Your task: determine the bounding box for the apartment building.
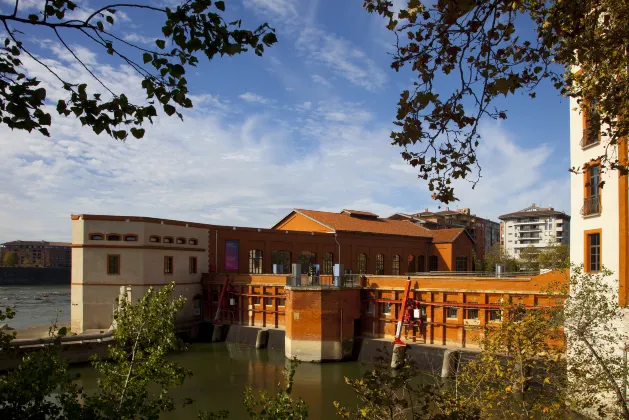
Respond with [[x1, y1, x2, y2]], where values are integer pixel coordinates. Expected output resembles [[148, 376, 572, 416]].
[[1, 240, 71, 267], [499, 204, 571, 258]]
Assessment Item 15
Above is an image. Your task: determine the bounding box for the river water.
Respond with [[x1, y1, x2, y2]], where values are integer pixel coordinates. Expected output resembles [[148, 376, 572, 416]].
[[0, 284, 71, 329], [0, 285, 368, 418]]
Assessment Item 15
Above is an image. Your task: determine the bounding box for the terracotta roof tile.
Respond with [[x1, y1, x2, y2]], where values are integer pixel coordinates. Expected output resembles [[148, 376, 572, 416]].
[[294, 209, 464, 243], [341, 209, 379, 217], [499, 209, 571, 220]]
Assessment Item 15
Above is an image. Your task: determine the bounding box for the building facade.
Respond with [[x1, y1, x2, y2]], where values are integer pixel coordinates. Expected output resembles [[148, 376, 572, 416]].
[[1, 240, 71, 267], [499, 204, 570, 258], [70, 209, 475, 333], [390, 207, 500, 264], [569, 93, 628, 306]]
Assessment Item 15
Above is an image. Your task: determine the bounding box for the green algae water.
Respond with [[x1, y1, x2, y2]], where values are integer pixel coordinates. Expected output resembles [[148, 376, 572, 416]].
[[71, 342, 365, 419]]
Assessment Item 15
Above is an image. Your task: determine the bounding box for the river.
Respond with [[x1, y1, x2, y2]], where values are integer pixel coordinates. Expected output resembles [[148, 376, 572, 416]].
[[0, 285, 368, 418], [0, 284, 71, 329]]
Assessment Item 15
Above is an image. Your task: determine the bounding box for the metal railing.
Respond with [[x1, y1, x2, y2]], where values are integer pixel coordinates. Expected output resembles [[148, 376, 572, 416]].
[[580, 128, 600, 148], [581, 195, 602, 216], [407, 270, 540, 278], [285, 274, 362, 288]]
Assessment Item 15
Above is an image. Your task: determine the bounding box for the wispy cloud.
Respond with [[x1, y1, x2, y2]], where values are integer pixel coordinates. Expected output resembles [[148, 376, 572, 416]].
[[239, 92, 271, 104], [311, 74, 331, 87], [123, 33, 155, 45]]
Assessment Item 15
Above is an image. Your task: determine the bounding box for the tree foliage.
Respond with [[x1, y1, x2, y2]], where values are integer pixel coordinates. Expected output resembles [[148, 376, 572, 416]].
[[0, 282, 192, 419], [363, 0, 629, 203], [2, 251, 17, 266], [0, 0, 276, 140]]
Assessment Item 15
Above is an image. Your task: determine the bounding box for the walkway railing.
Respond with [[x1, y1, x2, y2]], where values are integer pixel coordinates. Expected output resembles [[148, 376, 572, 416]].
[[285, 274, 362, 288], [407, 270, 540, 278]]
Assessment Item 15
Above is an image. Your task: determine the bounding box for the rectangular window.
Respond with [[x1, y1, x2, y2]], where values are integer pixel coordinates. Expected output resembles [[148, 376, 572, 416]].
[[381, 302, 391, 315], [253, 297, 261, 305], [164, 256, 174, 274], [466, 307, 479, 320], [446, 304, 458, 319], [587, 232, 601, 272], [417, 255, 425, 272], [265, 297, 273, 306], [455, 256, 467, 272], [583, 164, 602, 216], [189, 257, 197, 274], [367, 300, 375, 314], [429, 255, 438, 271], [107, 255, 120, 275], [278, 298, 286, 306], [489, 309, 502, 322]]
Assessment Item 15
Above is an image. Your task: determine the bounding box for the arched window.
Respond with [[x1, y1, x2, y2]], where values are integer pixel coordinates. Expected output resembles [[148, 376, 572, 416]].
[[124, 235, 138, 242], [249, 249, 263, 274], [407, 255, 416, 273], [298, 251, 316, 275], [392, 255, 400, 275], [163, 237, 174, 244], [322, 252, 333, 275], [106, 234, 121, 241], [272, 250, 291, 274], [429, 255, 439, 271], [375, 254, 384, 275], [149, 235, 161, 243], [176, 237, 186, 245], [357, 253, 368, 274], [89, 233, 104, 240], [417, 255, 425, 272]]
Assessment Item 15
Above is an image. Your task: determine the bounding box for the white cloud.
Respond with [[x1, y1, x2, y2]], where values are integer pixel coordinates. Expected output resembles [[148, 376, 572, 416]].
[[239, 92, 270, 104], [311, 74, 331, 87], [123, 33, 155, 45], [243, 0, 299, 21], [297, 28, 387, 91]]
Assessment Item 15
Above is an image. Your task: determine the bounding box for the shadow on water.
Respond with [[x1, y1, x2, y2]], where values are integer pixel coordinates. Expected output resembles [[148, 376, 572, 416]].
[[72, 342, 369, 419]]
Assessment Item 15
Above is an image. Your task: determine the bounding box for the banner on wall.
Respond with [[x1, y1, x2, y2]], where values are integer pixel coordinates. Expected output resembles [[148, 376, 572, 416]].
[[225, 240, 239, 271]]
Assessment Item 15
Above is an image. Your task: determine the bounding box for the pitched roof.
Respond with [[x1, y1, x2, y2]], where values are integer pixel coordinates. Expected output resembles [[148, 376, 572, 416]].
[[430, 228, 466, 243], [499, 209, 571, 220], [341, 209, 379, 218]]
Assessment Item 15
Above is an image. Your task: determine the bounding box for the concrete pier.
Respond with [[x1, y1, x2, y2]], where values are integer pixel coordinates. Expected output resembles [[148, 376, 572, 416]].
[[441, 349, 460, 378], [255, 329, 269, 349], [211, 324, 224, 342], [391, 343, 406, 369]]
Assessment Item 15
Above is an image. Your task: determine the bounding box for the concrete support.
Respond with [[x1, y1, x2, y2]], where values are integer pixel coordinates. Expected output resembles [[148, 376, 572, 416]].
[[256, 329, 269, 349], [441, 349, 460, 378], [211, 324, 224, 342], [391, 344, 406, 369]]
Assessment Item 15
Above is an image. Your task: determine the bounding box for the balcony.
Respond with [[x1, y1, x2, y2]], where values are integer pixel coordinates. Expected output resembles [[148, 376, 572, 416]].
[[580, 128, 600, 149], [513, 220, 541, 226], [581, 196, 602, 217], [516, 228, 541, 233]]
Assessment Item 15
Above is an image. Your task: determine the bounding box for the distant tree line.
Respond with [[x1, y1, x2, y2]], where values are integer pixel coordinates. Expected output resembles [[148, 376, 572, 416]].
[[477, 243, 570, 273]]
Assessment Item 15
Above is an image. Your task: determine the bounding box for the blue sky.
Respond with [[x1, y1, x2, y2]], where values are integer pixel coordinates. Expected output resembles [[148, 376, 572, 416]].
[[0, 0, 570, 241]]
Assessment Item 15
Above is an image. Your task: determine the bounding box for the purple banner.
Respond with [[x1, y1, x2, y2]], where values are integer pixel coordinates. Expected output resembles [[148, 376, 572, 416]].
[[225, 240, 239, 271]]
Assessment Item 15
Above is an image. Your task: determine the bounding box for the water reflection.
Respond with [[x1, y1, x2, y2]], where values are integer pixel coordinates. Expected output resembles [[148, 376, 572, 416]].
[[72, 342, 364, 419]]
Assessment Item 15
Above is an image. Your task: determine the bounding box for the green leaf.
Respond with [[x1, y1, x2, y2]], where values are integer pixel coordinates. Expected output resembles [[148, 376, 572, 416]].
[[28, 14, 39, 22], [130, 127, 145, 139], [57, 327, 67, 336], [215, 1, 225, 11], [163, 104, 176, 116], [106, 15, 114, 24], [97, 21, 104, 31], [156, 39, 166, 49], [143, 53, 152, 64], [262, 33, 278, 45]]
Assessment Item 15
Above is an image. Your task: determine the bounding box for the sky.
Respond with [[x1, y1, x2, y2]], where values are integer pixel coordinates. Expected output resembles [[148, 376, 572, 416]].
[[0, 0, 571, 242]]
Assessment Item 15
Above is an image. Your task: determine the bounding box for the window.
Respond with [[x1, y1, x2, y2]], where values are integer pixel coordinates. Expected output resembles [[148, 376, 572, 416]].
[[417, 255, 425, 272], [149, 235, 161, 243], [189, 238, 198, 246], [367, 300, 375, 314], [322, 252, 333, 275], [163, 237, 174, 244], [375, 254, 384, 275], [107, 255, 120, 275], [581, 99, 601, 147], [253, 297, 261, 305], [489, 309, 502, 322], [176, 237, 186, 245], [446, 304, 458, 319], [466, 306, 479, 320], [407, 255, 415, 273], [429, 255, 438, 271], [164, 256, 174, 274], [582, 164, 601, 216], [357, 253, 368, 274], [249, 249, 263, 274], [278, 298, 286, 306], [586, 231, 601, 272], [392, 255, 400, 275], [265, 298, 273, 306], [381, 302, 391, 315], [189, 257, 197, 274], [455, 256, 468, 272], [272, 251, 291, 274], [299, 251, 316, 275], [89, 233, 104, 240], [107, 234, 121, 241], [124, 235, 138, 242]]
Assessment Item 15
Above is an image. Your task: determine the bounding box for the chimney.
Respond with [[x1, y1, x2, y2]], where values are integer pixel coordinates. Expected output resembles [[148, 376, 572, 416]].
[[531, 203, 536, 207], [424, 208, 428, 212], [446, 206, 450, 211]]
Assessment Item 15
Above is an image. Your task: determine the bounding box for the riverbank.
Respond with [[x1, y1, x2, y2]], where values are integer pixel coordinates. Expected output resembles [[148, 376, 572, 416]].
[[0, 267, 70, 285]]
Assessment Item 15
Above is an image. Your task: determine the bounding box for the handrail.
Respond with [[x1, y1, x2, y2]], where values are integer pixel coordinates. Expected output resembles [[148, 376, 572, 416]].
[[581, 195, 602, 216], [580, 128, 600, 148], [9, 331, 114, 348]]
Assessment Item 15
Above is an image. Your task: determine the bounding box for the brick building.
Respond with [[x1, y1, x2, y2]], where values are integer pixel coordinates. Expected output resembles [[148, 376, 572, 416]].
[[1, 240, 71, 267]]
